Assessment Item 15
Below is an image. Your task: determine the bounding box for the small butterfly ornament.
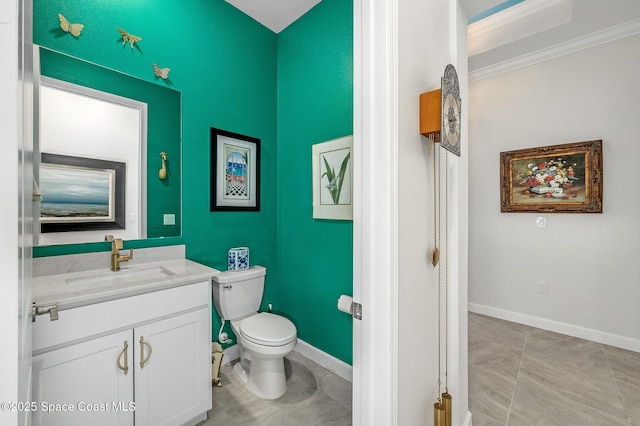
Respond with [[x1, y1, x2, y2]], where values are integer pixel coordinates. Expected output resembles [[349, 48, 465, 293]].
[[117, 28, 142, 50], [153, 63, 170, 80], [58, 13, 84, 38]]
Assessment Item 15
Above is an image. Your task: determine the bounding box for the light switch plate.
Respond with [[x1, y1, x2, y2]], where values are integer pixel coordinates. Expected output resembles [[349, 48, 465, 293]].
[[163, 214, 175, 225], [536, 216, 547, 228]]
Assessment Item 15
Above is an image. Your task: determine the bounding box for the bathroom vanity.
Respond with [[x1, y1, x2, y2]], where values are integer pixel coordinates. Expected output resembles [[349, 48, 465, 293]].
[[31, 247, 219, 426]]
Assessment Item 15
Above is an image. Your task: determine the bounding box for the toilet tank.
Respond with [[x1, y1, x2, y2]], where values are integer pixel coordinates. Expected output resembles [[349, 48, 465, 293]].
[[212, 265, 266, 321]]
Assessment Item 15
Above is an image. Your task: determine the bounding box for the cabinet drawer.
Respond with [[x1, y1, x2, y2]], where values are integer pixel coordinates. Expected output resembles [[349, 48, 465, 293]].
[[34, 280, 211, 353]]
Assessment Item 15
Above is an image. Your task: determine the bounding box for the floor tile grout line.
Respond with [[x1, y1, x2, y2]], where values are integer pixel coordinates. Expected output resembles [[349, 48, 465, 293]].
[[602, 344, 633, 426], [504, 325, 530, 425]]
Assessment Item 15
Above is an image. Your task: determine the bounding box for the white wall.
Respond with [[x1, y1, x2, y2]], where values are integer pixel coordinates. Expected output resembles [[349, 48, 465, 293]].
[[397, 0, 469, 424], [468, 34, 640, 351]]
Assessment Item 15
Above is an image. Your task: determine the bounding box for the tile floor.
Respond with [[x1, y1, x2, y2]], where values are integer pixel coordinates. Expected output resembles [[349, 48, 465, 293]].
[[469, 312, 640, 426], [199, 351, 352, 425]]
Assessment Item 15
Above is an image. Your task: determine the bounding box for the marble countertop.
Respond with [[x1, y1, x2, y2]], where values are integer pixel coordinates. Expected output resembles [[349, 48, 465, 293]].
[[33, 258, 220, 311]]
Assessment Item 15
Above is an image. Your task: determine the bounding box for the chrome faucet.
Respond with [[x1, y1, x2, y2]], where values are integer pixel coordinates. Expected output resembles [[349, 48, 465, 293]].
[[105, 235, 133, 271]]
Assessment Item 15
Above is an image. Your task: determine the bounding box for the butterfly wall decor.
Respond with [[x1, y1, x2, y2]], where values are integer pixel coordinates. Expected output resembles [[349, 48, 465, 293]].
[[153, 63, 170, 80], [117, 28, 142, 49], [58, 13, 84, 38]]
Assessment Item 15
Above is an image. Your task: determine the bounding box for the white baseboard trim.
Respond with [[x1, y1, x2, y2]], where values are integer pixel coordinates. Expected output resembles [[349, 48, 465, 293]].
[[293, 339, 353, 383], [463, 410, 473, 426], [469, 303, 640, 353], [219, 339, 353, 383], [220, 344, 240, 365]]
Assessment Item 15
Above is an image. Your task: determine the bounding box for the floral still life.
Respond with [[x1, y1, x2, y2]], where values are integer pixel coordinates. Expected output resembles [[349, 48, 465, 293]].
[[514, 155, 584, 201], [500, 140, 602, 213], [322, 151, 351, 205]]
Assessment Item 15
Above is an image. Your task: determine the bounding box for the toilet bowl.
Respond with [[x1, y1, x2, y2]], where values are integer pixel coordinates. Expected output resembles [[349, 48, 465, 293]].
[[231, 312, 297, 399], [212, 266, 298, 399]]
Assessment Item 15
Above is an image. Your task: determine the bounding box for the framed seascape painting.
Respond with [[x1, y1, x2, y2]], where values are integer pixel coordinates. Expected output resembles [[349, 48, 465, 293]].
[[40, 153, 126, 232], [312, 136, 353, 220], [500, 140, 603, 213], [210, 128, 260, 212]]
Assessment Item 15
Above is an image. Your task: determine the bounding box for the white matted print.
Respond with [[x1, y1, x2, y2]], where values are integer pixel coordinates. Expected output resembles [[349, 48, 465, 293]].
[[312, 136, 353, 220]]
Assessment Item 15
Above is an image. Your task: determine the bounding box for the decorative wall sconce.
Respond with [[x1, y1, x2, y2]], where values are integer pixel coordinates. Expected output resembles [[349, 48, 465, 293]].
[[159, 152, 167, 180]]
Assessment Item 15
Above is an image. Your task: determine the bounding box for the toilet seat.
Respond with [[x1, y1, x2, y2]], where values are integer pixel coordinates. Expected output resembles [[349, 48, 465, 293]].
[[238, 312, 297, 347]]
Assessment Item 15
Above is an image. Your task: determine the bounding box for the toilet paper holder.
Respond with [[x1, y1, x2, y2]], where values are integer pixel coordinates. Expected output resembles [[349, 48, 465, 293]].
[[337, 295, 362, 320]]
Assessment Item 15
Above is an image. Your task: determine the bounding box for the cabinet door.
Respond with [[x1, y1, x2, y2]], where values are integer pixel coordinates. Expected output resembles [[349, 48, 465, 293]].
[[32, 329, 135, 426], [134, 307, 211, 426]]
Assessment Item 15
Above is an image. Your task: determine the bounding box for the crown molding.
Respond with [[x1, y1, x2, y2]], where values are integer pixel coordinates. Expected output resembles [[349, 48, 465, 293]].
[[468, 0, 572, 56], [469, 18, 640, 83]]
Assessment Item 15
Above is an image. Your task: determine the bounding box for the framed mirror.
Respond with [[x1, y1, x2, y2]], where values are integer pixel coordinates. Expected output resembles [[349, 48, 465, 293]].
[[34, 46, 182, 247]]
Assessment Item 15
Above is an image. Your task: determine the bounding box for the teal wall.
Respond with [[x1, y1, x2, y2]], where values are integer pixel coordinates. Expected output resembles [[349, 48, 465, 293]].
[[33, 0, 353, 364], [276, 0, 354, 364], [33, 0, 278, 335]]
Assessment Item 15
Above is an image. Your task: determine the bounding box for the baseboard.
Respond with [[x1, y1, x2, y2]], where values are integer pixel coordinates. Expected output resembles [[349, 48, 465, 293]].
[[469, 303, 640, 353], [463, 410, 473, 426], [220, 344, 240, 365], [219, 339, 353, 383], [294, 339, 353, 383]]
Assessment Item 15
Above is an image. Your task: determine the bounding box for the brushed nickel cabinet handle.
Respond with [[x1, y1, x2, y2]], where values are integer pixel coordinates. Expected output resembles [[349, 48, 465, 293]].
[[139, 336, 152, 368], [117, 340, 129, 374]]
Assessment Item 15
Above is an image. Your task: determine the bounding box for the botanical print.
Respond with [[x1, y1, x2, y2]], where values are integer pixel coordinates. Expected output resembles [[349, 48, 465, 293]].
[[40, 164, 113, 220], [511, 152, 586, 204], [224, 143, 249, 199], [312, 135, 353, 220], [320, 147, 351, 205]]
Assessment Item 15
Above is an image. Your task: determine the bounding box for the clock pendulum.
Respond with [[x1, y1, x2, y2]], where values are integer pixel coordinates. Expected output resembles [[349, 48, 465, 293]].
[[431, 133, 440, 268]]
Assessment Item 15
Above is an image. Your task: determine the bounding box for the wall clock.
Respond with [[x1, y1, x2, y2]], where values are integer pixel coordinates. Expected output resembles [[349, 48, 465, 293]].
[[441, 64, 461, 157]]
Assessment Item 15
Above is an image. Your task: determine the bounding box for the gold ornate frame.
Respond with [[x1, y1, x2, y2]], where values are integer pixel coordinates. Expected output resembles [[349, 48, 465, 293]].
[[500, 140, 603, 213]]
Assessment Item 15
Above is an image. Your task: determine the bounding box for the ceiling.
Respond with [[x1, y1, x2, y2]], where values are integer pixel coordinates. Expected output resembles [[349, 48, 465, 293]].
[[225, 0, 321, 33], [226, 0, 640, 76], [225, 0, 506, 33]]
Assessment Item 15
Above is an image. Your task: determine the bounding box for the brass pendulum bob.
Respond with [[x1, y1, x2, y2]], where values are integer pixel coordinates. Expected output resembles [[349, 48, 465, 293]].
[[434, 401, 445, 426], [431, 247, 440, 267], [442, 391, 452, 426]]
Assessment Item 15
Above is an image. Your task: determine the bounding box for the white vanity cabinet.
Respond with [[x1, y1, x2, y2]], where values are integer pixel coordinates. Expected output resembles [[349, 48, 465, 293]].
[[32, 330, 134, 426], [32, 279, 212, 426], [133, 308, 210, 426]]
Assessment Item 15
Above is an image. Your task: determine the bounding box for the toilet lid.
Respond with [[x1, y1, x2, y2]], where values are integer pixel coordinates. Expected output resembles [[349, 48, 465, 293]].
[[239, 312, 297, 347]]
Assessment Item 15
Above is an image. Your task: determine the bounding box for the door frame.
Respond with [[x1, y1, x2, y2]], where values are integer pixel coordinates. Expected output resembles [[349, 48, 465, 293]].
[[352, 0, 398, 423]]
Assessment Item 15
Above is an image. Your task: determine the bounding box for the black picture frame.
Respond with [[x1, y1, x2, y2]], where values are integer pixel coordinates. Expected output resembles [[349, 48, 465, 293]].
[[210, 128, 261, 212], [40, 153, 126, 232]]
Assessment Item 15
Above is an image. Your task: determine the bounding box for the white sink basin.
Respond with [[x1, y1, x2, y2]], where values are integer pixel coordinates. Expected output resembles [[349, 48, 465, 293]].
[[66, 265, 176, 289]]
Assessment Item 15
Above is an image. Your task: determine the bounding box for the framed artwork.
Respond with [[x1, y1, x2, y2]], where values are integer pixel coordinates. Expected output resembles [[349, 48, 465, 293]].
[[500, 140, 603, 213], [312, 136, 353, 220], [210, 127, 260, 211], [40, 153, 126, 232]]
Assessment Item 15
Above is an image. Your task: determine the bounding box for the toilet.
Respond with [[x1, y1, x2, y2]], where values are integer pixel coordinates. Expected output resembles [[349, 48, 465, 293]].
[[212, 265, 297, 399]]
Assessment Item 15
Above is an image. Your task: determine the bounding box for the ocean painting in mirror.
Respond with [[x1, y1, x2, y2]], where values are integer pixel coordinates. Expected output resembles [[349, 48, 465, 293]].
[[39, 153, 126, 232], [40, 164, 113, 221]]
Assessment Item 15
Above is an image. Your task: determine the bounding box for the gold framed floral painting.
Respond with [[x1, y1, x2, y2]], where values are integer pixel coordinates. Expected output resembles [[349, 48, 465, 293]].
[[500, 140, 603, 213]]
